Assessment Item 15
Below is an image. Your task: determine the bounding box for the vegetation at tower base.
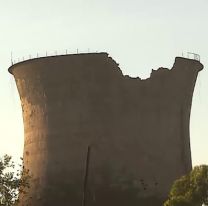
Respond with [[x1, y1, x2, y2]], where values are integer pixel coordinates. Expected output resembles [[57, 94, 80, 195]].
[[164, 165, 208, 206], [0, 155, 30, 206]]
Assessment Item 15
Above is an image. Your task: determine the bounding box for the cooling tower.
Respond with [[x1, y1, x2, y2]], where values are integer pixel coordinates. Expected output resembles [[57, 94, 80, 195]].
[[9, 53, 203, 206]]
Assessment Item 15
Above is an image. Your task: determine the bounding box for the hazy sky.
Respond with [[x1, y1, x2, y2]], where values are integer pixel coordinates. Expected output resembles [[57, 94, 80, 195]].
[[0, 0, 207, 165]]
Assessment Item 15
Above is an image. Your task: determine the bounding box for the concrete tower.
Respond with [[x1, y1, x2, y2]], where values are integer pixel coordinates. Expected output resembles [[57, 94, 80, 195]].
[[9, 53, 203, 206]]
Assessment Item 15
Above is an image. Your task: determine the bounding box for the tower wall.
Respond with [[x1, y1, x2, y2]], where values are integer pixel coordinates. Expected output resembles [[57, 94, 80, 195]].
[[9, 53, 203, 206]]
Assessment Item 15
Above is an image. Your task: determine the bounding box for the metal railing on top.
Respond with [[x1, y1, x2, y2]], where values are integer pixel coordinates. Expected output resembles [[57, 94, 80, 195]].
[[187, 52, 200, 61], [10, 49, 101, 66]]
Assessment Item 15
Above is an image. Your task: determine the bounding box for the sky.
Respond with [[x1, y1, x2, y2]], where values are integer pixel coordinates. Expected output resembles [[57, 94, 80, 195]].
[[0, 0, 207, 166]]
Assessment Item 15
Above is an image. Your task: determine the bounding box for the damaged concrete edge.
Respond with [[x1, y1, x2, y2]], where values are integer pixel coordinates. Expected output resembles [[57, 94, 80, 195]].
[[8, 53, 204, 82], [124, 57, 203, 81]]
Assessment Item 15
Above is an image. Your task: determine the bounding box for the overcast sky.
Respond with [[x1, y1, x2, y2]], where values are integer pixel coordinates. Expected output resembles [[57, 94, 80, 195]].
[[0, 0, 207, 165]]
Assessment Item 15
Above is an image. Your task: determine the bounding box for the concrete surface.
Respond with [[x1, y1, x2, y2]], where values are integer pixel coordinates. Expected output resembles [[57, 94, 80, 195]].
[[9, 53, 203, 206]]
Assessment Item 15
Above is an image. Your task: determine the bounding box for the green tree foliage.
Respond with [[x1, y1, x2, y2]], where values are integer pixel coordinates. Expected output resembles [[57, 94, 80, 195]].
[[0, 155, 30, 206], [164, 165, 208, 206]]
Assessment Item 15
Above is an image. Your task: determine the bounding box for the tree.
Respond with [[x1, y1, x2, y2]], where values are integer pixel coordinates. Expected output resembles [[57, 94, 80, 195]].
[[0, 154, 30, 206], [164, 165, 208, 206]]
